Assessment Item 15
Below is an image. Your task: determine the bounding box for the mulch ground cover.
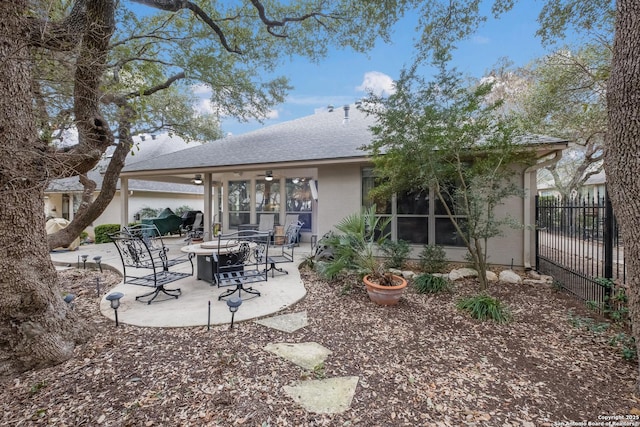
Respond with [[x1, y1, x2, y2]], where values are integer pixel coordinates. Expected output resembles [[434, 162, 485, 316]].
[[1, 267, 638, 426]]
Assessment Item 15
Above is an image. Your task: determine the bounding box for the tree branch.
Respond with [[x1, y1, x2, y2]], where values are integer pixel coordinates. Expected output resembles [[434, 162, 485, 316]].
[[249, 0, 336, 37], [28, 0, 88, 51], [132, 0, 241, 53]]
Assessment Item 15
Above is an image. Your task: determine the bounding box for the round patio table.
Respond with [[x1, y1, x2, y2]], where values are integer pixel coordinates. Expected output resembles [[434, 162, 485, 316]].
[[181, 240, 254, 283]]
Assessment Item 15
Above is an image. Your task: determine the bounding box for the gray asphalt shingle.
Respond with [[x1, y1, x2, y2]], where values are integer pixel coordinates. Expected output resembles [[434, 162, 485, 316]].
[[123, 105, 375, 173]]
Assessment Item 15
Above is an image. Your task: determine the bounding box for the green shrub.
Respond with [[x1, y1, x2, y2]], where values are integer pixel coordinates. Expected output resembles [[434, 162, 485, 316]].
[[414, 273, 451, 294], [419, 244, 447, 273], [94, 224, 121, 243], [381, 239, 411, 269], [456, 294, 511, 323], [568, 311, 636, 361], [609, 333, 637, 361], [587, 279, 630, 326], [298, 254, 316, 270], [137, 206, 160, 219]]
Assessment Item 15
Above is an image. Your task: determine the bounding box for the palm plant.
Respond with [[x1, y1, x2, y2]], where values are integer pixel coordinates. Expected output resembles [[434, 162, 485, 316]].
[[317, 205, 396, 286]]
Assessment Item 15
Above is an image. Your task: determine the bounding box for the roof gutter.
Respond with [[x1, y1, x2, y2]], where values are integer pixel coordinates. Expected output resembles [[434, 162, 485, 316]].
[[523, 149, 564, 270]]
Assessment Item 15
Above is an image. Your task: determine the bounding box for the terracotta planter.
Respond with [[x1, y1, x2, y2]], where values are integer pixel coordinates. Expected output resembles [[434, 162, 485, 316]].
[[363, 274, 408, 306]]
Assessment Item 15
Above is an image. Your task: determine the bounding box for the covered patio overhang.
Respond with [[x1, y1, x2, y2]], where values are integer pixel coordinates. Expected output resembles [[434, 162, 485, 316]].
[[118, 156, 367, 241]]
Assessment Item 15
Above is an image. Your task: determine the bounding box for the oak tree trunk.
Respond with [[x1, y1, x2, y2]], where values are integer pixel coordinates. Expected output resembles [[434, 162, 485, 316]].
[[605, 0, 640, 387], [0, 0, 93, 377]]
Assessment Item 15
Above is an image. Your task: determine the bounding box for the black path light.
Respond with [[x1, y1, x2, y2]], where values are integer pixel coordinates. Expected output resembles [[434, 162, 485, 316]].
[[226, 297, 242, 329], [106, 292, 124, 327], [93, 255, 103, 273], [81, 254, 88, 269], [63, 294, 76, 309]]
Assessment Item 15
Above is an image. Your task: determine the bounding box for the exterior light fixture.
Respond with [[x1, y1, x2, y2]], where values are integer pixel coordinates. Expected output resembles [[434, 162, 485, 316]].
[[106, 292, 124, 327], [93, 255, 103, 273], [193, 174, 203, 185], [226, 296, 242, 329], [265, 171, 273, 181], [81, 254, 88, 269]]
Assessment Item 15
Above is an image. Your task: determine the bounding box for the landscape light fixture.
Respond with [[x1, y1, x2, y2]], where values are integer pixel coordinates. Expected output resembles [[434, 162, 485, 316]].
[[63, 294, 76, 309], [226, 296, 242, 329], [81, 254, 88, 269], [93, 255, 103, 273], [106, 292, 124, 327], [264, 171, 273, 181]]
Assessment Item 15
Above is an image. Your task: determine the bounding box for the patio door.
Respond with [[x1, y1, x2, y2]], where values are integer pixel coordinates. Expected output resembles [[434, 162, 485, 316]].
[[227, 180, 250, 228]]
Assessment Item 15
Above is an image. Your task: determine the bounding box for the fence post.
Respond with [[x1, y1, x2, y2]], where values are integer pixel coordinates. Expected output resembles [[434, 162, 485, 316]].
[[603, 189, 614, 280], [535, 195, 540, 271]]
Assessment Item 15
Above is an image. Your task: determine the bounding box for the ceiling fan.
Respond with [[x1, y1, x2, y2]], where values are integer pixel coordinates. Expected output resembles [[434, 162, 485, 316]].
[[257, 170, 275, 181], [191, 174, 203, 185]]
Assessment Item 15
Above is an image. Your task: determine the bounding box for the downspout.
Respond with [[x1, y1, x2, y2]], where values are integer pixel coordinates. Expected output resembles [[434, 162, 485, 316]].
[[120, 177, 129, 230], [523, 150, 563, 270]]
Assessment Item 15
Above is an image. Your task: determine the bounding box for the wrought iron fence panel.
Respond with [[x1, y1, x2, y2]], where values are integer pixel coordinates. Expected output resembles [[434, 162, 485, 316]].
[[535, 192, 626, 312]]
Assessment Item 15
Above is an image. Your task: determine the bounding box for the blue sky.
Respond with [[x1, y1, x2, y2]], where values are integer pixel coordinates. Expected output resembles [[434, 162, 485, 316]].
[[217, 2, 553, 136]]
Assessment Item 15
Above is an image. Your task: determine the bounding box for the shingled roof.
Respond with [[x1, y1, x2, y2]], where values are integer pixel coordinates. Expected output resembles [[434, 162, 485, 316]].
[[122, 105, 375, 173], [47, 134, 205, 193], [120, 104, 569, 175]]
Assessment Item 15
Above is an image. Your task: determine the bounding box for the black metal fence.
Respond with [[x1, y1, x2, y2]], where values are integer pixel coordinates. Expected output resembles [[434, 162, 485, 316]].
[[535, 193, 626, 311]]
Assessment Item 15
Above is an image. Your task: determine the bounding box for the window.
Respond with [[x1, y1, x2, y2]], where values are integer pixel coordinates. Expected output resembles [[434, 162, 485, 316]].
[[227, 180, 250, 227], [435, 218, 467, 246], [433, 180, 467, 246], [397, 190, 429, 244], [256, 180, 280, 225], [286, 178, 313, 231], [361, 168, 466, 247], [362, 168, 391, 214]]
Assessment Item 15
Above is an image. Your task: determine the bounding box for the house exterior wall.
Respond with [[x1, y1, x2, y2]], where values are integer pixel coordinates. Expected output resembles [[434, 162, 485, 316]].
[[316, 163, 364, 238], [44, 194, 62, 218], [315, 161, 528, 268], [46, 191, 203, 239], [97, 191, 204, 226]]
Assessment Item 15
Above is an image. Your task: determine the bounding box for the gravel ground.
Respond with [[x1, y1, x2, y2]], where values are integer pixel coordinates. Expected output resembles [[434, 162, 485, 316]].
[[1, 267, 638, 426]]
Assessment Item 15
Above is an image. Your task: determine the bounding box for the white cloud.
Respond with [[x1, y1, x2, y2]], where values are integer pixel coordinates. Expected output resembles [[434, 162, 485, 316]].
[[194, 98, 215, 115], [191, 83, 212, 95], [198, 99, 280, 120], [473, 35, 490, 44], [264, 109, 279, 120], [356, 71, 396, 97]]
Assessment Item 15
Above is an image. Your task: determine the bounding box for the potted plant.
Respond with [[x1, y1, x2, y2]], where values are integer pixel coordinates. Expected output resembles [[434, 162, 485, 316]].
[[317, 205, 407, 305]]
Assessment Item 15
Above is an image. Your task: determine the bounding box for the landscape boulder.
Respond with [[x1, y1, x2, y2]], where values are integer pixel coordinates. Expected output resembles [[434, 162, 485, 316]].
[[449, 268, 478, 281], [499, 269, 522, 284]]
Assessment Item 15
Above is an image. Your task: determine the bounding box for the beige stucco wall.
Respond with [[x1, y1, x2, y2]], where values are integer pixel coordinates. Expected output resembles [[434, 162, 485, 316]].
[[316, 163, 364, 238], [315, 161, 531, 268]]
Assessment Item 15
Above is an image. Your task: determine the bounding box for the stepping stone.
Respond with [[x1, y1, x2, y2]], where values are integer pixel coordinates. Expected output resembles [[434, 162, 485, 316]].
[[264, 341, 331, 370], [255, 311, 308, 333], [284, 376, 359, 414]]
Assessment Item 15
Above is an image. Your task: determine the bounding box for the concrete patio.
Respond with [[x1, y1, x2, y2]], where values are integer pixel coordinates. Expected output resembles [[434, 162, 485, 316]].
[[50, 236, 311, 328]]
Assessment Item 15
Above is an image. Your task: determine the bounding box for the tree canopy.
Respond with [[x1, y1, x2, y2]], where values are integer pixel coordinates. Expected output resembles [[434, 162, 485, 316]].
[[516, 45, 609, 198], [363, 61, 531, 289], [0, 0, 418, 375]]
